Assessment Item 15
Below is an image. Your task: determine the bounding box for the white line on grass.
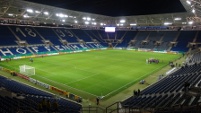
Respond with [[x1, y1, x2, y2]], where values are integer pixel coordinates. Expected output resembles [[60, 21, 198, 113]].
[[37, 59, 97, 75], [2, 52, 171, 99], [6, 61, 98, 97], [65, 73, 100, 85], [35, 73, 98, 97], [103, 64, 166, 98]]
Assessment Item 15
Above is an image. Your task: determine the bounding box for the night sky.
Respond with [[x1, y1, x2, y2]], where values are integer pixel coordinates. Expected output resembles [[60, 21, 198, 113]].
[[25, 0, 186, 17]]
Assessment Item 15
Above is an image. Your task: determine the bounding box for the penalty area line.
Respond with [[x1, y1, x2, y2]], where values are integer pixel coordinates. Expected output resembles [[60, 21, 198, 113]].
[[15, 61, 99, 98], [36, 74, 98, 97]]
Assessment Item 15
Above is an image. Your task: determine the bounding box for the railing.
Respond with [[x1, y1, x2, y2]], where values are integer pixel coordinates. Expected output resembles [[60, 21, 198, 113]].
[[81, 106, 105, 113], [155, 103, 201, 113]]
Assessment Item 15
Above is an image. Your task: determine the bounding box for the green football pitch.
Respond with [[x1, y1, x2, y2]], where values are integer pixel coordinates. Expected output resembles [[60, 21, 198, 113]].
[[0, 50, 181, 98]]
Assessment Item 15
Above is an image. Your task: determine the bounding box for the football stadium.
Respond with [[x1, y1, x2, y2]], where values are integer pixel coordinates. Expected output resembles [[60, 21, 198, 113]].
[[0, 0, 201, 113]]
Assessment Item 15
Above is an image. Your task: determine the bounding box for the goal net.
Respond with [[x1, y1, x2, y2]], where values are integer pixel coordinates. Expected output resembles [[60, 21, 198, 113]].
[[19, 65, 35, 76]]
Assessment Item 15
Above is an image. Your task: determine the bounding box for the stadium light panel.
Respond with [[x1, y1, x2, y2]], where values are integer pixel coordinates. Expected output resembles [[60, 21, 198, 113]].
[[23, 14, 29, 18], [186, 0, 191, 5], [164, 22, 172, 25], [192, 9, 195, 13], [188, 21, 193, 24], [182, 22, 187, 24], [92, 22, 97, 25], [82, 17, 86, 20], [85, 21, 89, 24], [174, 17, 181, 20], [59, 13, 68, 18], [87, 17, 91, 21], [62, 19, 65, 22], [35, 10, 40, 13], [27, 9, 33, 13], [130, 23, 137, 26], [8, 13, 14, 16], [43, 12, 49, 15], [74, 20, 78, 23], [120, 19, 126, 23], [117, 23, 123, 26], [100, 23, 106, 26], [56, 13, 67, 18]]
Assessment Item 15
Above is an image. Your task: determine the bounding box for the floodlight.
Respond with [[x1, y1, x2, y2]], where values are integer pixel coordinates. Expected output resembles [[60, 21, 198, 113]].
[[188, 21, 193, 24], [85, 21, 89, 24], [59, 13, 65, 18], [43, 12, 49, 15], [74, 20, 78, 23], [27, 9, 33, 13], [56, 13, 59, 16], [35, 10, 40, 13], [59, 14, 64, 17], [186, 0, 191, 5], [117, 23, 123, 26], [182, 22, 187, 24], [62, 19, 65, 22], [130, 23, 137, 26], [174, 18, 181, 20], [87, 17, 91, 21], [164, 22, 172, 25], [92, 22, 96, 25], [8, 13, 14, 16], [120, 19, 125, 23], [82, 17, 86, 20], [192, 9, 195, 13], [23, 14, 29, 18]]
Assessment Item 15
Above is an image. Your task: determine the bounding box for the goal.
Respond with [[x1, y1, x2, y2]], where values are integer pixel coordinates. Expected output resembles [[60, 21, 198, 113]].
[[19, 65, 35, 76]]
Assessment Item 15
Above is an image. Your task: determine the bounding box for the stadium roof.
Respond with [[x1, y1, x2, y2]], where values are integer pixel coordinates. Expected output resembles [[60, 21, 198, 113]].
[[25, 0, 186, 17], [0, 0, 201, 28]]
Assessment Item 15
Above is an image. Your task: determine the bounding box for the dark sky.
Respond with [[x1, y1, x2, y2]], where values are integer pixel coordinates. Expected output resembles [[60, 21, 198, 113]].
[[25, 0, 186, 17]]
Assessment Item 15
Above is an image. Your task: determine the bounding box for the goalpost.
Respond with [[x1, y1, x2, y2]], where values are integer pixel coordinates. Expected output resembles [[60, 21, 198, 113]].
[[19, 65, 35, 76]]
